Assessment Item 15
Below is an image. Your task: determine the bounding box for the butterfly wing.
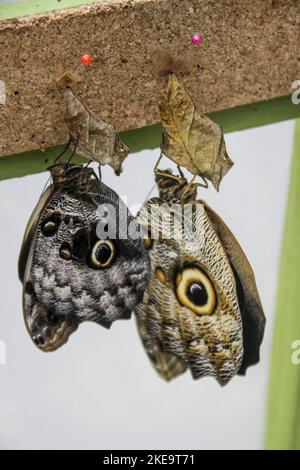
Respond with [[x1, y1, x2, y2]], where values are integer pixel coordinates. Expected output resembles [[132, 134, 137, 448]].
[[136, 316, 187, 381], [20, 171, 149, 351], [18, 185, 54, 284], [136, 198, 244, 385], [202, 202, 266, 374]]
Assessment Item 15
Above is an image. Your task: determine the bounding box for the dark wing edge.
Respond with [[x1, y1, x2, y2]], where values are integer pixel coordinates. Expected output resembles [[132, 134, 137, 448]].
[[18, 186, 54, 283], [203, 202, 266, 375]]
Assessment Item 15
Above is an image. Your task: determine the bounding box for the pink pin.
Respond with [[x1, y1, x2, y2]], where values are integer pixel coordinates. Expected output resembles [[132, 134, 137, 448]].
[[192, 33, 204, 45]]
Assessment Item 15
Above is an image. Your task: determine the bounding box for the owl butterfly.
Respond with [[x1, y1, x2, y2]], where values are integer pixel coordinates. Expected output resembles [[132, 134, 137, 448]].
[[19, 164, 149, 351], [135, 168, 266, 386]]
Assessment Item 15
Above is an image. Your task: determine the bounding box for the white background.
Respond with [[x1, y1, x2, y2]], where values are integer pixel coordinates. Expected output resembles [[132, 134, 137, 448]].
[[0, 120, 295, 449]]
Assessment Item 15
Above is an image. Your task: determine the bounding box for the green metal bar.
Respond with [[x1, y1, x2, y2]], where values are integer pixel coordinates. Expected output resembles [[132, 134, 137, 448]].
[[0, 94, 300, 181], [0, 0, 101, 21], [265, 119, 300, 450], [0, 124, 162, 181]]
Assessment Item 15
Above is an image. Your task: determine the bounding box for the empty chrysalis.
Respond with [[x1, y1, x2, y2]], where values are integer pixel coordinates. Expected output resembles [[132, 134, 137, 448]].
[[65, 88, 129, 175]]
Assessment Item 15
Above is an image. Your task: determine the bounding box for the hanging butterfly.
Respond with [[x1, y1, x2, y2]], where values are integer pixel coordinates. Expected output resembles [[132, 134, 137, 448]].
[[19, 164, 150, 351], [135, 168, 266, 385]]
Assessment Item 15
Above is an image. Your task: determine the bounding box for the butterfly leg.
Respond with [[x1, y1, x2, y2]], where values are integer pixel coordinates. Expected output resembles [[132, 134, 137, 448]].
[[66, 136, 79, 166], [53, 135, 72, 164], [154, 152, 163, 170]]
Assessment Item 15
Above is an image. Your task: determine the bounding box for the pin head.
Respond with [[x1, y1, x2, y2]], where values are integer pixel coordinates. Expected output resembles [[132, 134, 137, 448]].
[[191, 33, 204, 45], [81, 54, 92, 65]]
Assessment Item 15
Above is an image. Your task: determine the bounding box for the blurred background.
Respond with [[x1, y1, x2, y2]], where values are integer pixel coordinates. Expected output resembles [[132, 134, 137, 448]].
[[0, 119, 295, 449]]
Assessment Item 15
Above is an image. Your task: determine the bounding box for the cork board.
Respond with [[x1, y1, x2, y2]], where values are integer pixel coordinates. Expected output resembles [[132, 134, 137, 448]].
[[0, 0, 299, 158]]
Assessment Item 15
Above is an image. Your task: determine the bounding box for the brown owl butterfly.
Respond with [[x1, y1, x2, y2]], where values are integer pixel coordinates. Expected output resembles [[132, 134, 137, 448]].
[[18, 164, 149, 352], [135, 168, 266, 386]]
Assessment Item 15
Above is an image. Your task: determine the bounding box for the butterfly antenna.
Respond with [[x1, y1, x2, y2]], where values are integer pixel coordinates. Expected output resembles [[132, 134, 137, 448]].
[[142, 183, 156, 206], [84, 159, 93, 169], [83, 159, 93, 173]]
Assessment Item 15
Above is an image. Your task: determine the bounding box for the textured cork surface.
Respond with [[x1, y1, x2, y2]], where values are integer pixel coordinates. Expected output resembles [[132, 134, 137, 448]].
[[0, 0, 299, 157]]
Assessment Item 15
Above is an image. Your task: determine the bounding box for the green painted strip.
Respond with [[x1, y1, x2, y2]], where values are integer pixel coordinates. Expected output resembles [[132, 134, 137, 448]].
[[0, 125, 162, 180], [0, 0, 101, 21], [265, 119, 300, 450], [0, 94, 300, 181], [210, 95, 300, 134]]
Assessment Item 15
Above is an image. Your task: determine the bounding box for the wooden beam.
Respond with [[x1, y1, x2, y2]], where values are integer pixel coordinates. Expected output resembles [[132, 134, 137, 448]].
[[0, 0, 299, 158], [0, 94, 299, 181]]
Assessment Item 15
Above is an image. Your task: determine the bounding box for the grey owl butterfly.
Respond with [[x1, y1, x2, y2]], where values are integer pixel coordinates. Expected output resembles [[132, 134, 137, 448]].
[[135, 168, 266, 386], [19, 164, 149, 351]]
